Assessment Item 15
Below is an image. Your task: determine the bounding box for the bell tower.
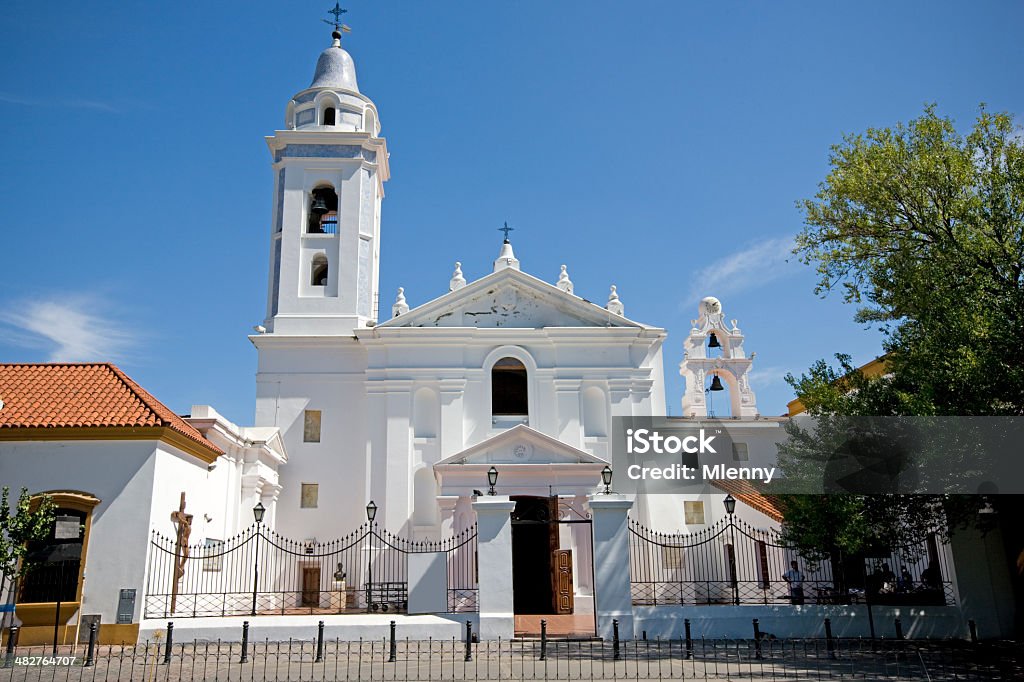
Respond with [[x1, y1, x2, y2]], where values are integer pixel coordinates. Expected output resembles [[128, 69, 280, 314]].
[[262, 26, 389, 335], [680, 297, 759, 417]]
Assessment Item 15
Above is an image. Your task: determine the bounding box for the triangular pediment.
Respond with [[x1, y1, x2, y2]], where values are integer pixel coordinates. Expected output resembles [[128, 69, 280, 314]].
[[378, 269, 648, 329], [435, 425, 608, 466]]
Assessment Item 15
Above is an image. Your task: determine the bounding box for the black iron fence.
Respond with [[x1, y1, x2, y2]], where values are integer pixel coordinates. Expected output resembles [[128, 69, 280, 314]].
[[2, 633, 1020, 681], [629, 516, 955, 607], [144, 524, 477, 618]]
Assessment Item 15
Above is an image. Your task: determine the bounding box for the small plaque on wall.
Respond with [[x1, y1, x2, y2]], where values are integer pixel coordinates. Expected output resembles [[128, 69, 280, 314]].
[[116, 589, 136, 624], [54, 516, 80, 540]]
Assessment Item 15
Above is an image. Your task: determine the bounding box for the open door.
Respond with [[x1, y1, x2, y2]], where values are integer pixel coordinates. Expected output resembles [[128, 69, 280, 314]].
[[553, 549, 574, 614]]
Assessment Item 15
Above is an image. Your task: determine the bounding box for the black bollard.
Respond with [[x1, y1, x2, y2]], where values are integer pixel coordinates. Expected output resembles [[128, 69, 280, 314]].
[[752, 618, 763, 660], [84, 621, 97, 667], [968, 619, 978, 644], [824, 618, 836, 660], [240, 621, 249, 663], [894, 617, 904, 641], [316, 620, 325, 663], [612, 618, 621, 661], [163, 622, 173, 664], [540, 620, 547, 660], [388, 620, 396, 663], [684, 618, 693, 660], [3, 625, 18, 668], [464, 621, 473, 662]]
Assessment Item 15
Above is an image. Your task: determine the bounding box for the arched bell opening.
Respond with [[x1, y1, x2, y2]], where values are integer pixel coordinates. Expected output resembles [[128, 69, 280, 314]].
[[307, 186, 339, 234], [310, 253, 329, 287]]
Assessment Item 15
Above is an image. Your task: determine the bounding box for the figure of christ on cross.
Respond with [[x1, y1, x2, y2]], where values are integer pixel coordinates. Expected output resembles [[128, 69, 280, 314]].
[[169, 492, 193, 614]]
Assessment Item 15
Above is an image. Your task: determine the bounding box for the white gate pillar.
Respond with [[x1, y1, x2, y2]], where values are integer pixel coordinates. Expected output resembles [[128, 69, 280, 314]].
[[472, 496, 516, 640], [586, 494, 635, 640]]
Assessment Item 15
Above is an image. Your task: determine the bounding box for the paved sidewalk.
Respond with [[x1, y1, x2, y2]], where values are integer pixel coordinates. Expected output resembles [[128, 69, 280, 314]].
[[2, 638, 1020, 680]]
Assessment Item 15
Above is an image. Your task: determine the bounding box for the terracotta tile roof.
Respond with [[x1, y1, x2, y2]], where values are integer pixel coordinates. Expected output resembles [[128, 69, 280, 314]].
[[709, 479, 785, 523], [0, 363, 222, 456]]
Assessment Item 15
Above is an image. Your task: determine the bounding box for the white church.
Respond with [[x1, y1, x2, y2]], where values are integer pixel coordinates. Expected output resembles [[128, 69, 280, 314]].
[[1, 21, 1009, 647]]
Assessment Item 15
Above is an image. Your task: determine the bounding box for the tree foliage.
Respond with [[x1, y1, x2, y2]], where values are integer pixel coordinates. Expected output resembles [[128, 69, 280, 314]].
[[0, 487, 55, 584], [778, 105, 1024, 558], [796, 104, 1024, 417]]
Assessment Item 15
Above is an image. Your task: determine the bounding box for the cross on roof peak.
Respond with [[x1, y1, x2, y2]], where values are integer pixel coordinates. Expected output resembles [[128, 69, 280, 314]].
[[499, 222, 514, 242], [323, 2, 351, 34]]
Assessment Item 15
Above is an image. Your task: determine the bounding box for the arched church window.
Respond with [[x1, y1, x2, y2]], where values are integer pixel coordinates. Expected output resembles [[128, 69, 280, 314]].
[[491, 357, 528, 418], [323, 107, 336, 126], [311, 254, 328, 287], [308, 187, 339, 234]]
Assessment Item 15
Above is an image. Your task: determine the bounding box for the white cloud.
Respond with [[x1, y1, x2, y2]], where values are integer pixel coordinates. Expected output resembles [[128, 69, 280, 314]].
[[684, 235, 798, 307], [747, 366, 790, 390], [0, 296, 139, 363]]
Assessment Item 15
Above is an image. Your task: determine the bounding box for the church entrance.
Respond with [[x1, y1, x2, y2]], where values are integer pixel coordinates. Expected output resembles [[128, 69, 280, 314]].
[[511, 496, 596, 638]]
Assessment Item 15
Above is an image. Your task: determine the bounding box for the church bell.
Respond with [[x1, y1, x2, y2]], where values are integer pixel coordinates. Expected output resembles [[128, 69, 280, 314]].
[[310, 196, 329, 215], [709, 375, 725, 392], [707, 332, 722, 349]]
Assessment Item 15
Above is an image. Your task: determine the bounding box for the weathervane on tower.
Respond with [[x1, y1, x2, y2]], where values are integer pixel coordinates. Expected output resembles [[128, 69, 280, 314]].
[[499, 222, 514, 243], [323, 2, 351, 35]]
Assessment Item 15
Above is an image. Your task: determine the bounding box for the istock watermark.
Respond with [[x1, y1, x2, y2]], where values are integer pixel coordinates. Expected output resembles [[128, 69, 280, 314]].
[[610, 416, 1024, 495]]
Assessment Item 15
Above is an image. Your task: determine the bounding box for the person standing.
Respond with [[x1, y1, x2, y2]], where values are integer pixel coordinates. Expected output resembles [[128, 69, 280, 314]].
[[783, 560, 805, 605]]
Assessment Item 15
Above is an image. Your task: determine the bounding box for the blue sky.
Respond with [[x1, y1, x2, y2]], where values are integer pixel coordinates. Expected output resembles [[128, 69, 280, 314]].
[[2, 2, 1022, 424]]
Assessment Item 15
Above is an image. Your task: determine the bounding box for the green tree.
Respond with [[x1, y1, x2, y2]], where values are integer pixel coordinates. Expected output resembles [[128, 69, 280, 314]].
[[778, 104, 1024, 560], [0, 487, 55, 631]]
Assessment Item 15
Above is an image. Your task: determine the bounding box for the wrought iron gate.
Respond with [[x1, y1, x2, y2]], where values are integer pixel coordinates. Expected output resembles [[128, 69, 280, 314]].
[[144, 524, 477, 618]]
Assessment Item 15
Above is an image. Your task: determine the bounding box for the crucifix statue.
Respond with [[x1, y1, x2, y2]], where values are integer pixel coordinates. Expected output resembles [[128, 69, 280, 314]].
[[169, 492, 193, 613], [498, 222, 514, 242]]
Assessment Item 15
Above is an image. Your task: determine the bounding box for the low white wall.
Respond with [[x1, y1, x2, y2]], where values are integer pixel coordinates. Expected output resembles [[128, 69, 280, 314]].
[[633, 604, 967, 640], [140, 613, 478, 643]]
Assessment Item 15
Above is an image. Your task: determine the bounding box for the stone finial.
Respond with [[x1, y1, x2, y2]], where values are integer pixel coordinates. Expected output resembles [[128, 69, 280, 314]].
[[493, 240, 520, 272], [606, 285, 624, 316], [392, 287, 410, 318], [450, 261, 467, 291], [556, 264, 574, 294]]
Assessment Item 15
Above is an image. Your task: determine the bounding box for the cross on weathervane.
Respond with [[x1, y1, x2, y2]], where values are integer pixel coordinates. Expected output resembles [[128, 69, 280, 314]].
[[323, 2, 351, 34], [499, 222, 514, 242]]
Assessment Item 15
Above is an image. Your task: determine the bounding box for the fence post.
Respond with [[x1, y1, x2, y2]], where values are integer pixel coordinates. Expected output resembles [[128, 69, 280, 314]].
[[539, 620, 547, 660], [684, 618, 692, 659], [613, 618, 621, 661], [464, 620, 473, 662], [968, 619, 978, 644], [824, 617, 836, 659], [240, 621, 249, 663], [752, 618, 762, 660], [388, 621, 396, 663], [163, 622, 173, 664], [3, 625, 18, 668], [84, 621, 97, 667], [894, 617, 904, 641], [315, 621, 324, 663]]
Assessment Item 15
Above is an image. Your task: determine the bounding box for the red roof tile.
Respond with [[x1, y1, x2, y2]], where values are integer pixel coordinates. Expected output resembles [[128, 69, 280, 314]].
[[709, 479, 785, 523], [0, 363, 222, 456]]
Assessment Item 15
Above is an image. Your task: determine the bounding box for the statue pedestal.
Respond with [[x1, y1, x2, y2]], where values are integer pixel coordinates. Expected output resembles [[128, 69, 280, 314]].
[[330, 580, 347, 611]]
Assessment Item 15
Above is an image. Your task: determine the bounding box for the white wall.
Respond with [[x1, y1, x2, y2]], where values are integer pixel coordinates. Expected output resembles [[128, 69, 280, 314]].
[[633, 604, 967, 640], [0, 439, 219, 625]]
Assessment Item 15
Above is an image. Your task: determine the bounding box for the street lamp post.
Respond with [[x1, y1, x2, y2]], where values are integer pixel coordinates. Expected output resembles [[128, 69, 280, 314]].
[[365, 501, 377, 610], [723, 495, 738, 606], [250, 502, 266, 617]]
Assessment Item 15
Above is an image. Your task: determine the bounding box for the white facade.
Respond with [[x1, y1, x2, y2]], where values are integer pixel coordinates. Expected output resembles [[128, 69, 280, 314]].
[[250, 32, 788, 550]]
